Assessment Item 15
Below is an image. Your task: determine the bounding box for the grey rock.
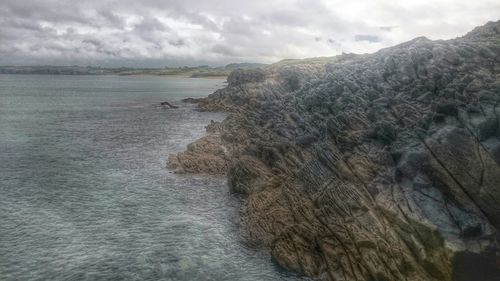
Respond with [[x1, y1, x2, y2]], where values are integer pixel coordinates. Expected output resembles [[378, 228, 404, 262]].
[[169, 20, 500, 281]]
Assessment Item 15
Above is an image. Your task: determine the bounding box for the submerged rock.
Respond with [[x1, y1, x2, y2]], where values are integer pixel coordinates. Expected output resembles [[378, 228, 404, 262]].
[[169, 20, 500, 281], [160, 101, 179, 109]]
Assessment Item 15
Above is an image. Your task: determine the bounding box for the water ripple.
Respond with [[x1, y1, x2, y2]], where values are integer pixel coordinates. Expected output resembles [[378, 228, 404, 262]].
[[0, 75, 307, 281]]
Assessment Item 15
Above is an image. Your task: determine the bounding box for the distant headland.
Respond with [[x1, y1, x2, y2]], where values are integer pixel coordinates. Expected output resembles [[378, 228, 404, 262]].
[[0, 63, 267, 78]]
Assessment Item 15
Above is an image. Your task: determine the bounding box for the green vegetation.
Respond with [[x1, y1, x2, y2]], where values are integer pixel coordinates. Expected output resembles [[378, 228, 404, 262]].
[[0, 63, 268, 78]]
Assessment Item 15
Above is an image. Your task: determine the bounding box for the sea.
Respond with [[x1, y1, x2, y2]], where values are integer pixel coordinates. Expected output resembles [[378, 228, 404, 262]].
[[0, 74, 306, 281]]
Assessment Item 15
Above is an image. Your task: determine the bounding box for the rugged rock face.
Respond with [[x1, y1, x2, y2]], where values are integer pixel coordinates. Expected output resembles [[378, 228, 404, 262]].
[[169, 21, 500, 281], [167, 120, 230, 174]]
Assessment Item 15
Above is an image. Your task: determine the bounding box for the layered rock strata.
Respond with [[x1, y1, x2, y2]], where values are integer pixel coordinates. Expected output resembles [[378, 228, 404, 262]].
[[168, 21, 500, 281]]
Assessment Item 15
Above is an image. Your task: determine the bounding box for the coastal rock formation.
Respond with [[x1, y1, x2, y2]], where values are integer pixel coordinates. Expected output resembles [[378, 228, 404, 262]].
[[167, 125, 229, 174], [160, 101, 179, 109], [169, 21, 500, 281]]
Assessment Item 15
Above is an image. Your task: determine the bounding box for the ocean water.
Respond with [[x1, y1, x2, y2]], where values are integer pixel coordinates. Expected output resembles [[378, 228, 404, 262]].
[[0, 75, 305, 281]]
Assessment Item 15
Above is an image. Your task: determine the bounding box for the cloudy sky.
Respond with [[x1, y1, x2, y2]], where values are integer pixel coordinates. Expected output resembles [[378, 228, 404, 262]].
[[1, 0, 499, 67]]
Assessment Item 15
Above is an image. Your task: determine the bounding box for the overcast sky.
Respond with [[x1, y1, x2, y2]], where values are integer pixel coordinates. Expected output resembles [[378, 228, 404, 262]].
[[1, 0, 499, 67]]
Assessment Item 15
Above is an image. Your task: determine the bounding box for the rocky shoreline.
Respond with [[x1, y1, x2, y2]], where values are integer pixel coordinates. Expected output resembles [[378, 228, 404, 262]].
[[168, 21, 500, 281]]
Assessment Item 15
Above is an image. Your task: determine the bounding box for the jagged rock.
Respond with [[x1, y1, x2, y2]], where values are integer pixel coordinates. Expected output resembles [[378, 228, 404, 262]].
[[169, 20, 500, 281], [227, 68, 266, 87], [160, 101, 178, 108], [181, 97, 204, 104], [167, 133, 229, 174]]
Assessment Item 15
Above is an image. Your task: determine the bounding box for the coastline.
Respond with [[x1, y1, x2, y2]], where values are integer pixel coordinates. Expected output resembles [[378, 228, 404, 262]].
[[168, 21, 500, 281], [0, 63, 267, 78], [0, 72, 229, 79]]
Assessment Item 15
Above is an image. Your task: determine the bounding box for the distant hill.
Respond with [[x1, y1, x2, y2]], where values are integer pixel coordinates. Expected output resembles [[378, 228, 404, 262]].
[[0, 63, 268, 78], [224, 63, 268, 70]]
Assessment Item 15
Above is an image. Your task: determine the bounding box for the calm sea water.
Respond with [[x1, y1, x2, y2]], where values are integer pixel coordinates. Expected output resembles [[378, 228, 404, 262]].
[[0, 75, 305, 281]]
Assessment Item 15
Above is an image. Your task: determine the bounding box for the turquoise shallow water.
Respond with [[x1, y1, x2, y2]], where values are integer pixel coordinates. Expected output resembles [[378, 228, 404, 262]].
[[0, 75, 305, 281]]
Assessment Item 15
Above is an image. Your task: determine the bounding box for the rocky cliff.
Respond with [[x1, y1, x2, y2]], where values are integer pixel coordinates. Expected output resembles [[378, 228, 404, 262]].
[[168, 21, 500, 281]]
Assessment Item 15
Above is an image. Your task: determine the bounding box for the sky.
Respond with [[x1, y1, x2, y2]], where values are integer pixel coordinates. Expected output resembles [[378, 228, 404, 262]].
[[0, 0, 499, 67]]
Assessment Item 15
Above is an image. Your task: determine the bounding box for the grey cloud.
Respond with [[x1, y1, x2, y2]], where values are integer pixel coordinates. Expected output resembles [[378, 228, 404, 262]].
[[0, 0, 498, 67], [134, 17, 171, 32], [212, 44, 237, 56], [379, 26, 396, 32], [327, 38, 341, 49], [82, 39, 103, 48], [98, 10, 127, 28], [354, 34, 381, 43], [169, 39, 186, 47]]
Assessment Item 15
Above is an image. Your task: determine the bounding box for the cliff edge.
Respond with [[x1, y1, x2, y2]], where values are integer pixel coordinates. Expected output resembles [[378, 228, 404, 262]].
[[168, 21, 500, 281]]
